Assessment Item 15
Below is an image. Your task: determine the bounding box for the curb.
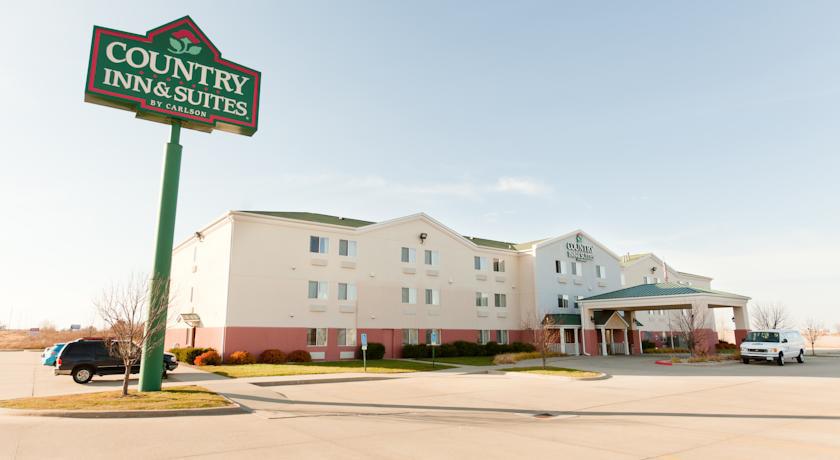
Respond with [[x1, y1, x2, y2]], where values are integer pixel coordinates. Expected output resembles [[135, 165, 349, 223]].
[[0, 397, 243, 419]]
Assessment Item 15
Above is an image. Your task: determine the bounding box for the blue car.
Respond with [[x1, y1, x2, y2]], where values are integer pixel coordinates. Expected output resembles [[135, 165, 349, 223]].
[[41, 343, 65, 366]]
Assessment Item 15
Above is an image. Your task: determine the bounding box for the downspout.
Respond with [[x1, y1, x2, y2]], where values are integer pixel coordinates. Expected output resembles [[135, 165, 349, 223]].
[[580, 309, 591, 356]]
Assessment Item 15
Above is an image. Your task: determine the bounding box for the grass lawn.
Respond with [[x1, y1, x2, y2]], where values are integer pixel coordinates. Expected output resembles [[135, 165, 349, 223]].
[[202, 359, 454, 378], [501, 366, 601, 378], [415, 356, 496, 366], [0, 386, 229, 411]]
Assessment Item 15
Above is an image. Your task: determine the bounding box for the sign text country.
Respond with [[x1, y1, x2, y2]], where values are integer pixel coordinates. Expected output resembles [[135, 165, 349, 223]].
[[85, 16, 260, 136]]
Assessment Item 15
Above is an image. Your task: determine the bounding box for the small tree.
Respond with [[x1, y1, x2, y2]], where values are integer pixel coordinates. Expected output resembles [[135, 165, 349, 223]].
[[522, 311, 560, 369], [750, 302, 790, 330], [674, 305, 711, 357], [94, 274, 171, 396], [803, 319, 826, 357]]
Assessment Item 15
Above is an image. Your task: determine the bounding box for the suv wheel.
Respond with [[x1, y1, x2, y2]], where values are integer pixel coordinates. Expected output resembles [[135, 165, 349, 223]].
[[776, 353, 785, 366], [72, 366, 94, 384], [796, 350, 805, 364], [741, 357, 749, 364]]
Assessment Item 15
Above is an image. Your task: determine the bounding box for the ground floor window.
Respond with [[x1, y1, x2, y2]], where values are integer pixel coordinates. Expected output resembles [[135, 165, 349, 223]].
[[478, 330, 490, 345], [496, 330, 509, 344], [425, 329, 441, 345], [403, 328, 419, 345], [564, 329, 575, 343], [307, 328, 327, 346], [337, 328, 357, 347]]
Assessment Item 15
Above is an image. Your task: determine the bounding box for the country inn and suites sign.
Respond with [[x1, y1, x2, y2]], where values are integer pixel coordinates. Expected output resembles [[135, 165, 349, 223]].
[[85, 16, 260, 135], [566, 233, 594, 261]]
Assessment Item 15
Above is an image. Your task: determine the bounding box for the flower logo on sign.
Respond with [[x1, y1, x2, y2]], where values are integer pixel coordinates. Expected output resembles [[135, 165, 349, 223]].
[[168, 30, 202, 55], [575, 233, 583, 243]]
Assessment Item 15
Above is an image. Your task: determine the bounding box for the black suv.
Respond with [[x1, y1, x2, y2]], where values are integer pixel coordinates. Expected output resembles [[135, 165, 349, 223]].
[[55, 338, 178, 384]]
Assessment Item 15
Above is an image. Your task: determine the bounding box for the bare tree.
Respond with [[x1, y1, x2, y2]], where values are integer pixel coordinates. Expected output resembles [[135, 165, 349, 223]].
[[521, 311, 560, 369], [94, 274, 171, 396], [803, 319, 826, 357], [750, 302, 790, 330], [674, 305, 712, 356]]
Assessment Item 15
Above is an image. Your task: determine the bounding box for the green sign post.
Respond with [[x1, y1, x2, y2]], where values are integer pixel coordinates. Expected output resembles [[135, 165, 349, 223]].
[[85, 16, 261, 391]]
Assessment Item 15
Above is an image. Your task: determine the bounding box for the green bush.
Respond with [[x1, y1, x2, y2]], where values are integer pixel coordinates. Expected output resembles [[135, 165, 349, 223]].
[[438, 343, 458, 357], [452, 340, 482, 356], [169, 347, 214, 365], [364, 342, 386, 360], [484, 341, 501, 356], [401, 344, 427, 359], [509, 342, 536, 353], [641, 340, 656, 350]]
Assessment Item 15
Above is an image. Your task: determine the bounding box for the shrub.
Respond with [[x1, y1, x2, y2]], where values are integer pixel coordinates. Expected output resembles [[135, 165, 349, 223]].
[[365, 342, 386, 360], [287, 350, 312, 363], [509, 342, 536, 353], [453, 340, 482, 357], [194, 350, 221, 366], [258, 349, 287, 364], [493, 351, 564, 365], [227, 350, 256, 365], [438, 343, 458, 357], [641, 340, 656, 350], [169, 347, 214, 365], [715, 341, 737, 351], [401, 344, 427, 359], [484, 341, 501, 356], [643, 347, 690, 354]]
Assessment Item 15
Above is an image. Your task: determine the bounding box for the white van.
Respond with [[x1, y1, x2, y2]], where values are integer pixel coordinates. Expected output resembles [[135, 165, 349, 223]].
[[740, 330, 805, 366]]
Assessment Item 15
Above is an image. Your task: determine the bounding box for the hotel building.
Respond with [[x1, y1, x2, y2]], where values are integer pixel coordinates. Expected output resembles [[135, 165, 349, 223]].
[[165, 211, 750, 359]]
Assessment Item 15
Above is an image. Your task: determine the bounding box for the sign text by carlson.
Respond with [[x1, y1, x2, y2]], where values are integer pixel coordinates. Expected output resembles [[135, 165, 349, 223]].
[[85, 16, 260, 136]]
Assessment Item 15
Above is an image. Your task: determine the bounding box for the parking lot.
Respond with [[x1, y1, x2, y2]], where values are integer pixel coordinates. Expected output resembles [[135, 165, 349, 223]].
[[2, 351, 840, 459]]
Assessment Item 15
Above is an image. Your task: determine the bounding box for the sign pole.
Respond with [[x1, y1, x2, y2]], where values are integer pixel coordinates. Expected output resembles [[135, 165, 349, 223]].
[[138, 122, 182, 392]]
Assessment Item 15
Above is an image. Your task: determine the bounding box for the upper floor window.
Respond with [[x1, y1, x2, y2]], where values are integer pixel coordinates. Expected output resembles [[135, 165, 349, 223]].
[[477, 330, 491, 345], [339, 239, 357, 257], [474, 256, 489, 271], [424, 250, 440, 266], [494, 293, 507, 308], [571, 262, 583, 276], [574, 295, 582, 309], [595, 265, 607, 279], [475, 292, 489, 307], [402, 328, 419, 345], [401, 247, 416, 263], [558, 294, 569, 309], [555, 260, 567, 275], [309, 236, 329, 254], [425, 288, 440, 305], [338, 283, 357, 301], [401, 287, 417, 304], [308, 281, 328, 300], [492, 258, 505, 272]]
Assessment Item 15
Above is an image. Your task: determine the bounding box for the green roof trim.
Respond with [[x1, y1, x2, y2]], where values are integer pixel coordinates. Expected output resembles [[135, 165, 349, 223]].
[[543, 314, 582, 326], [463, 236, 518, 251], [240, 211, 375, 228], [581, 282, 745, 302]]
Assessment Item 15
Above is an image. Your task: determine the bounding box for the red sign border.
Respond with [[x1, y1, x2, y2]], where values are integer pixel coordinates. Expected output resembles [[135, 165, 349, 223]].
[[85, 16, 260, 135]]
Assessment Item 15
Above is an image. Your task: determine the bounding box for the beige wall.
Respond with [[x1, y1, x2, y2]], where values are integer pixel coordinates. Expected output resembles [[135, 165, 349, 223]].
[[224, 213, 525, 332]]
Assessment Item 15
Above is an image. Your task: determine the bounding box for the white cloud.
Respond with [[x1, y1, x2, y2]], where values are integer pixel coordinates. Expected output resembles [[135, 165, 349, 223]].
[[493, 177, 552, 196]]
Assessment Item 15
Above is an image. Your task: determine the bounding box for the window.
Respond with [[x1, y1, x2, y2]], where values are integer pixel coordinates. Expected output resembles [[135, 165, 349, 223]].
[[401, 247, 416, 263], [595, 265, 606, 279], [309, 236, 329, 254], [496, 330, 509, 345], [474, 256, 488, 270], [402, 328, 419, 345], [643, 276, 654, 284], [337, 328, 357, 347], [339, 239, 357, 257], [492, 258, 505, 272], [306, 328, 327, 346], [564, 329, 575, 343], [478, 330, 490, 345], [338, 283, 357, 301], [425, 329, 441, 345], [424, 250, 440, 266], [475, 292, 489, 307], [558, 294, 569, 309], [308, 281, 328, 299], [425, 289, 440, 305], [655, 277, 661, 283], [621, 273, 626, 286], [494, 293, 507, 308], [571, 261, 583, 276], [401, 287, 417, 304], [574, 295, 583, 309], [555, 260, 567, 275]]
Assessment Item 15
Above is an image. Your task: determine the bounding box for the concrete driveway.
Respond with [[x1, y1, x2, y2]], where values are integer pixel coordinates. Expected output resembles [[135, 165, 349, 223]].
[[2, 351, 840, 459]]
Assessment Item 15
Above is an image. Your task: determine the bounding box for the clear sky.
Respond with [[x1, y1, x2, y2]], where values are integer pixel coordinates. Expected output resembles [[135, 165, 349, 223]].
[[1, 1, 838, 330]]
